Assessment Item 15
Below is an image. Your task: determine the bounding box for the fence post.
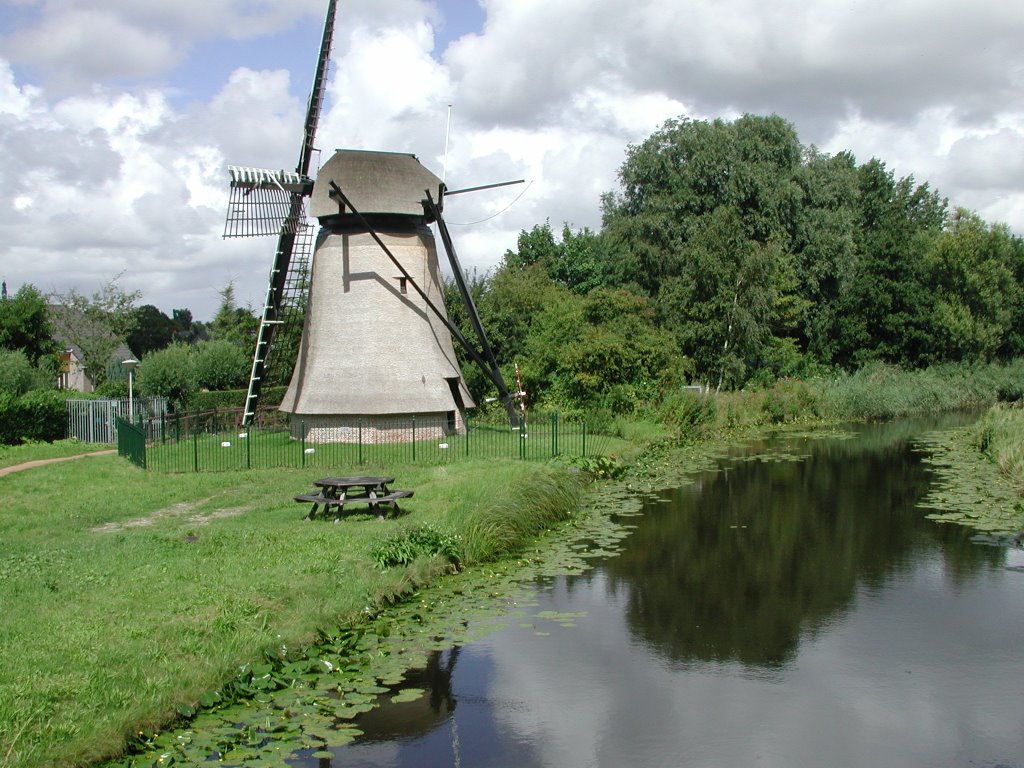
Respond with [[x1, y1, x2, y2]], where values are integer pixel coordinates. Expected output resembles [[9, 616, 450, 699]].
[[301, 421, 306, 468], [519, 413, 526, 460], [551, 412, 557, 458], [582, 420, 587, 457], [192, 429, 199, 472], [358, 421, 363, 465], [412, 415, 416, 462], [465, 415, 470, 458], [245, 426, 251, 470]]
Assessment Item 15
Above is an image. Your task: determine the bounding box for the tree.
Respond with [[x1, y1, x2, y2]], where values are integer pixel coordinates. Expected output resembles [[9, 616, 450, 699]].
[[208, 282, 258, 351], [49, 275, 141, 389], [172, 308, 208, 344], [0, 283, 57, 365], [138, 343, 197, 411], [600, 114, 805, 386], [925, 209, 1018, 362], [836, 160, 946, 367], [126, 304, 176, 357], [792, 149, 860, 364], [0, 350, 44, 396], [193, 339, 249, 391], [513, 286, 685, 413]]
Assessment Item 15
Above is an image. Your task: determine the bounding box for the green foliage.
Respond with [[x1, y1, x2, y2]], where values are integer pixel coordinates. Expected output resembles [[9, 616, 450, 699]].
[[567, 454, 625, 479], [761, 378, 819, 424], [659, 390, 717, 441], [925, 209, 1019, 362], [0, 349, 44, 396], [0, 283, 57, 364], [138, 343, 197, 410], [0, 389, 67, 444], [370, 524, 462, 569], [95, 379, 128, 398], [127, 304, 177, 356], [190, 385, 286, 413], [208, 282, 259, 351], [194, 339, 249, 391], [48, 275, 141, 389]]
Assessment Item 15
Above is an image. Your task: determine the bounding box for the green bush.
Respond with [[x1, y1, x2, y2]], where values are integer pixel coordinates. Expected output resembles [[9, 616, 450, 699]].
[[192, 389, 247, 411], [370, 524, 462, 570], [0, 389, 66, 444], [193, 340, 249, 391], [762, 378, 819, 424], [191, 386, 288, 413], [660, 389, 717, 441], [0, 349, 46, 396], [95, 380, 129, 399], [138, 344, 197, 411]]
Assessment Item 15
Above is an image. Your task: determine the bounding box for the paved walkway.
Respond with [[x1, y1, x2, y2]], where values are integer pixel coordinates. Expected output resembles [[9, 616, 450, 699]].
[[0, 450, 117, 477]]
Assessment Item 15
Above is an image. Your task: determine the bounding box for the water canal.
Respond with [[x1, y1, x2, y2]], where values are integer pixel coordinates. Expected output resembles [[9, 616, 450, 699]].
[[305, 417, 1024, 768]]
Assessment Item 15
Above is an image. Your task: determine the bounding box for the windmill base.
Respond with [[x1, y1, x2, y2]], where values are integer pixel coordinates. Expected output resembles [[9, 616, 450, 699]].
[[288, 412, 466, 444]]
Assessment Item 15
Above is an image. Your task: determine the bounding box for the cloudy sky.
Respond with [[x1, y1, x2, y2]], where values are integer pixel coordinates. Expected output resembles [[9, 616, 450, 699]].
[[2, 0, 1023, 321]]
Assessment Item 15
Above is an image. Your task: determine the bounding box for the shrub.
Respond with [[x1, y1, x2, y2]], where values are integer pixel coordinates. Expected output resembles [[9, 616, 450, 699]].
[[370, 524, 462, 570], [138, 344, 197, 411], [95, 380, 129, 399], [660, 389, 717, 441], [0, 349, 44, 396], [762, 378, 819, 424], [0, 389, 66, 444], [193, 340, 249, 391]]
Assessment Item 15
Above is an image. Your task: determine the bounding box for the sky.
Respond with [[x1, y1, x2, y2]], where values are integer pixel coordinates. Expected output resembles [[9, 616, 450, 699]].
[[1, 0, 1023, 322]]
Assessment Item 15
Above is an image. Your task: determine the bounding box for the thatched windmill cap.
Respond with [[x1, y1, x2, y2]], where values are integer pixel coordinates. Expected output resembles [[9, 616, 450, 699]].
[[309, 149, 442, 221]]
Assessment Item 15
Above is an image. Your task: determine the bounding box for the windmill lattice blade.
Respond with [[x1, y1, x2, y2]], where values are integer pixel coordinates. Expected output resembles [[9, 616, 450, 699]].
[[223, 167, 312, 238]]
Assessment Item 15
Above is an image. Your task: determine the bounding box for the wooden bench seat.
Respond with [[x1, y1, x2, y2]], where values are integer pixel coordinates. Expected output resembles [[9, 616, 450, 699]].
[[295, 490, 414, 519]]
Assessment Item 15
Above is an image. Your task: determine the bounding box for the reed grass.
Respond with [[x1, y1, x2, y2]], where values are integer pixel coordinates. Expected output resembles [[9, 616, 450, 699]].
[[975, 402, 1024, 492]]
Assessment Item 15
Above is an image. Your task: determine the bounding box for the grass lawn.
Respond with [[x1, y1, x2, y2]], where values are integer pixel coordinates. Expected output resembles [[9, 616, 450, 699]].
[[0, 440, 113, 470], [0, 447, 600, 768]]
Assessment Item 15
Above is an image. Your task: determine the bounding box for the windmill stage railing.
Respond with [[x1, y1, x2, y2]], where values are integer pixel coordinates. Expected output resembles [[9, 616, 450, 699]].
[[118, 411, 610, 473]]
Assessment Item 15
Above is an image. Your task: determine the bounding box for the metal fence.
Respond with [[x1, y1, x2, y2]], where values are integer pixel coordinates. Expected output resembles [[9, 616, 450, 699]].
[[116, 417, 147, 469], [67, 398, 169, 444], [118, 411, 609, 473]]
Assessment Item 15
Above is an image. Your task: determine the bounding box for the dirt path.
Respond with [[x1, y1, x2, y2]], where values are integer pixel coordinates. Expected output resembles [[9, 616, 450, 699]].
[[0, 449, 118, 477]]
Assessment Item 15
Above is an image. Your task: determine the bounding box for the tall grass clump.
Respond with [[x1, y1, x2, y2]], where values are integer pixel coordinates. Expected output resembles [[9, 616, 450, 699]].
[[815, 362, 1007, 421], [659, 390, 717, 441], [975, 402, 1024, 491], [761, 378, 820, 424], [449, 464, 586, 563]]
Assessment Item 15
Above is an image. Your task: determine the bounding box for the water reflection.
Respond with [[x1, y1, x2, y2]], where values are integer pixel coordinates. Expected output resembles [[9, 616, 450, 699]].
[[353, 648, 459, 742], [603, 422, 1004, 667]]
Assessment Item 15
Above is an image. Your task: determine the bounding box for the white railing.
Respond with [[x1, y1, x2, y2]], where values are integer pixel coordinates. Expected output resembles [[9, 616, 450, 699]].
[[66, 398, 169, 444]]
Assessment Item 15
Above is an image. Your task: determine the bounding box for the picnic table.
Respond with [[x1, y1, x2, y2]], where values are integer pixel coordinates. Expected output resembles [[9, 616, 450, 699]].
[[294, 475, 413, 521]]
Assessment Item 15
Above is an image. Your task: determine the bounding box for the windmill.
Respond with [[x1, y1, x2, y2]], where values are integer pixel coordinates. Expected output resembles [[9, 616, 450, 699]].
[[223, 1, 519, 440]]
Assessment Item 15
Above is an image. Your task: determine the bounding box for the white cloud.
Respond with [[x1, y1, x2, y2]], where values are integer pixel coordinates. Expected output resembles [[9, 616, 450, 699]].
[[1, 0, 1023, 321]]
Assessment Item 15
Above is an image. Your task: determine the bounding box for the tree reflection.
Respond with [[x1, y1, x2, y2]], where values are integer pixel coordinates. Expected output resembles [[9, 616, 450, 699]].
[[353, 647, 460, 742], [602, 422, 1002, 667]]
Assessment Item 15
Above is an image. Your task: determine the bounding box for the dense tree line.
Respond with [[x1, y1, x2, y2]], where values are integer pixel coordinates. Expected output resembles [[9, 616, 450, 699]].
[[451, 114, 1024, 415], [0, 276, 258, 415]]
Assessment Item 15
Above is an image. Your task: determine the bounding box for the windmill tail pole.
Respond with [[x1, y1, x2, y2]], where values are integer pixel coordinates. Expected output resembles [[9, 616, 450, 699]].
[[424, 189, 519, 426]]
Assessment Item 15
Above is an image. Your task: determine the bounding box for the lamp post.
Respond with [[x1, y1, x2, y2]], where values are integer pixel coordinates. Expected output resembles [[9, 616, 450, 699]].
[[122, 358, 139, 423]]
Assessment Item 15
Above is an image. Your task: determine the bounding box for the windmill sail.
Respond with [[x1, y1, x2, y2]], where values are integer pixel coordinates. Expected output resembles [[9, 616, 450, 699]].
[[222, 0, 338, 426]]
